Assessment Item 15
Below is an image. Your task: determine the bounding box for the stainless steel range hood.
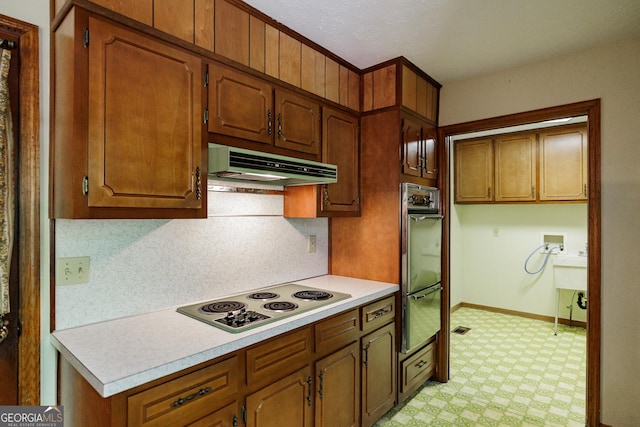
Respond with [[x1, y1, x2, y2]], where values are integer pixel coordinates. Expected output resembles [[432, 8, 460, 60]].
[[208, 143, 338, 186]]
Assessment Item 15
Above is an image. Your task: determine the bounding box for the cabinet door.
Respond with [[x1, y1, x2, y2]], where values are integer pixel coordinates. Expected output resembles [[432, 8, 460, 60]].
[[454, 138, 494, 203], [274, 89, 321, 156], [315, 342, 360, 427], [87, 17, 203, 210], [208, 62, 274, 145], [402, 117, 422, 178], [361, 322, 396, 427], [245, 365, 313, 427], [422, 125, 438, 181], [186, 402, 238, 427], [494, 133, 537, 202], [321, 107, 360, 215], [539, 126, 588, 201]]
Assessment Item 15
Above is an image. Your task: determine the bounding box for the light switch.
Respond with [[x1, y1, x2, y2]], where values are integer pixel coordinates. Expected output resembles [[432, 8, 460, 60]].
[[56, 256, 91, 285]]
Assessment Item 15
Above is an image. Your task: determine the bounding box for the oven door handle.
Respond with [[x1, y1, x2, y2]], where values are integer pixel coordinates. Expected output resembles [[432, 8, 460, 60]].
[[410, 284, 442, 300], [410, 214, 443, 222]]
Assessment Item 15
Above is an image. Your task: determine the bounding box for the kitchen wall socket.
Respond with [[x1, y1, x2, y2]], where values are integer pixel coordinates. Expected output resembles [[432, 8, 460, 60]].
[[56, 256, 91, 285], [307, 235, 317, 253]]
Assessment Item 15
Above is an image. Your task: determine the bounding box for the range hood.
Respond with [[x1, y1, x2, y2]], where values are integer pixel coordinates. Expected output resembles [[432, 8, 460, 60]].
[[208, 144, 337, 186]]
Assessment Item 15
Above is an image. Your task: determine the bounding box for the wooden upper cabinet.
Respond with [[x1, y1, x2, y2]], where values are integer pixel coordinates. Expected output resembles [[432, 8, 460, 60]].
[[402, 117, 422, 178], [51, 9, 206, 219], [321, 108, 360, 214], [454, 138, 494, 203], [539, 125, 588, 201], [154, 0, 195, 42], [207, 62, 322, 159], [274, 89, 321, 155], [494, 133, 537, 202], [89, 0, 153, 25], [454, 124, 587, 204], [401, 115, 438, 183], [363, 59, 440, 124], [214, 0, 250, 65], [207, 62, 273, 146], [87, 17, 204, 210], [283, 107, 360, 218]]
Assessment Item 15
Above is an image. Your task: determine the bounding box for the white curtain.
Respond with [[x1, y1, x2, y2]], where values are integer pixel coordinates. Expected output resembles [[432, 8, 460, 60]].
[[0, 41, 14, 317]]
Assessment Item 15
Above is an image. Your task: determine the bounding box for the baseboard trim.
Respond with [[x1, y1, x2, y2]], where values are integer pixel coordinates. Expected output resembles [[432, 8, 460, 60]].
[[453, 302, 587, 329]]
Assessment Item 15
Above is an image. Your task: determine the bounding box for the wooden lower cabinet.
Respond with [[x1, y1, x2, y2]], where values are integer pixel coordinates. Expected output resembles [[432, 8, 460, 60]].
[[398, 340, 436, 404], [361, 322, 397, 427], [315, 342, 360, 427], [186, 401, 239, 427], [58, 297, 401, 427], [245, 365, 313, 427]]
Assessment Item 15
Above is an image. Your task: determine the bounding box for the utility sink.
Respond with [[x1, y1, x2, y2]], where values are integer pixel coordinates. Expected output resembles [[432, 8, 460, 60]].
[[553, 255, 587, 291]]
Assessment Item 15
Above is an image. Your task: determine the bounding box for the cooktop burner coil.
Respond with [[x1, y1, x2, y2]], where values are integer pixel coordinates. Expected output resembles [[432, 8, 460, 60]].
[[292, 290, 333, 301], [199, 301, 246, 314], [246, 292, 280, 301], [262, 301, 299, 312]]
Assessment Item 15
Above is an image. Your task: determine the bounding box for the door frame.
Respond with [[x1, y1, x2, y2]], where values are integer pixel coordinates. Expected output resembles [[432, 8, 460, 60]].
[[0, 14, 41, 405], [438, 99, 601, 425]]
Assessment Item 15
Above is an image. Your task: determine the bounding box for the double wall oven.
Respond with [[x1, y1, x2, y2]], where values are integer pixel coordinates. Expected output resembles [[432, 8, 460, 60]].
[[401, 183, 443, 354]]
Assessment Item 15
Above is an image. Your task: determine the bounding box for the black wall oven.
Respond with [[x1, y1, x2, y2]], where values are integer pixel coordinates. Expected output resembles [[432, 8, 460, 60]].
[[400, 183, 442, 353]]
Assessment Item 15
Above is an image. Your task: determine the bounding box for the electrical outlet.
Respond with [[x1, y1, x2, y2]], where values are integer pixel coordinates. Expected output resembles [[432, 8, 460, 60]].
[[307, 235, 317, 253], [56, 256, 91, 285]]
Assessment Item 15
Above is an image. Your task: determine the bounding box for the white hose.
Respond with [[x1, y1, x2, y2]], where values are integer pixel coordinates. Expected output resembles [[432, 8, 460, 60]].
[[524, 243, 559, 274]]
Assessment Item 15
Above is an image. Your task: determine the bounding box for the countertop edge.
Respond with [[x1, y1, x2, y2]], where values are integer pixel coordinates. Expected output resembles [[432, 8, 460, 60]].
[[51, 276, 398, 398]]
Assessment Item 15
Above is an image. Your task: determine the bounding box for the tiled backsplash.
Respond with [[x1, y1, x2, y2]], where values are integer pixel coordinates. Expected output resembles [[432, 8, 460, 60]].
[[55, 184, 328, 329]]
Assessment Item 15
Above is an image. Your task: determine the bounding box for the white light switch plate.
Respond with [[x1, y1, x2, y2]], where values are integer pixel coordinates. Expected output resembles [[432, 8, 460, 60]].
[[56, 256, 91, 285]]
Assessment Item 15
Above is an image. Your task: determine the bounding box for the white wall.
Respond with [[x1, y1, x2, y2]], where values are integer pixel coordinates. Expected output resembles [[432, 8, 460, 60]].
[[440, 36, 640, 427], [453, 203, 587, 322], [54, 185, 329, 329]]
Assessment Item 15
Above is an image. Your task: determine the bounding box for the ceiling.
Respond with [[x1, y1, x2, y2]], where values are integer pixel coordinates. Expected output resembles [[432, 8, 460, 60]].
[[242, 0, 640, 84]]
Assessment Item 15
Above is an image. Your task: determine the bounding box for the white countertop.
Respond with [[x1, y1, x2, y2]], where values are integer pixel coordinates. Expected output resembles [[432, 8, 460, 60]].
[[50, 275, 398, 398]]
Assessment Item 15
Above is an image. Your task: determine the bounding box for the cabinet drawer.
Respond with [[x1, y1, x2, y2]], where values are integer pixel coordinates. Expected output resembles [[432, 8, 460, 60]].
[[315, 309, 359, 356], [246, 327, 313, 388], [360, 295, 396, 333], [128, 355, 240, 427], [400, 341, 435, 397]]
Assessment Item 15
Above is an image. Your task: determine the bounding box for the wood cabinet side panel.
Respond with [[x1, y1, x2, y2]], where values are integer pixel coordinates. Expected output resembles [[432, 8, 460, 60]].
[[331, 111, 400, 283], [372, 65, 396, 110], [52, 10, 90, 218], [401, 65, 417, 112], [264, 23, 279, 78], [348, 70, 360, 111], [325, 57, 340, 104], [91, 0, 153, 25], [301, 44, 325, 97], [195, 0, 215, 51], [279, 32, 301, 87], [248, 15, 266, 72], [153, 0, 195, 42], [214, 0, 249, 65]]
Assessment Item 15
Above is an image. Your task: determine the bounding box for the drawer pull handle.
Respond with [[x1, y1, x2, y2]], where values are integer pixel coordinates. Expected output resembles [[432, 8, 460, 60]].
[[171, 386, 212, 407], [367, 306, 391, 321], [416, 360, 429, 369]]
